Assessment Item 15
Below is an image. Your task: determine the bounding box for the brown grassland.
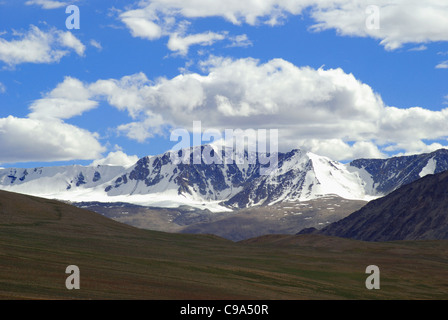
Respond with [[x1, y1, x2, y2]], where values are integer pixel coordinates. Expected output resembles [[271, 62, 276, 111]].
[[1, 190, 448, 300]]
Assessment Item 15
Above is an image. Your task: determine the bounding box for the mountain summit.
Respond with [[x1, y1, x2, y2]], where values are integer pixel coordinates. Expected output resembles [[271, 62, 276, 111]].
[[98, 147, 371, 209]]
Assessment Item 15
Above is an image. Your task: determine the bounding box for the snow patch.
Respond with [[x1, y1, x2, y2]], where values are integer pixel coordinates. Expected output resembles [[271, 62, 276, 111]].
[[346, 164, 377, 196], [419, 157, 437, 178]]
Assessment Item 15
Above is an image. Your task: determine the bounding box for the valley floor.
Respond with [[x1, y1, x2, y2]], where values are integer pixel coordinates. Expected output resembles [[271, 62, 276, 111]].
[[75, 196, 368, 241]]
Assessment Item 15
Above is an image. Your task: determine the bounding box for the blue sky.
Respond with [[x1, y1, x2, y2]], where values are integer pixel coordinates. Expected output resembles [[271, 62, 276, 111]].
[[0, 0, 447, 168]]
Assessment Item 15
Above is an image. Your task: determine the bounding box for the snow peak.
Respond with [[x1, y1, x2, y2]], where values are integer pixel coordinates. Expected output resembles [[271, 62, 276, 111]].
[[180, 304, 214, 317]]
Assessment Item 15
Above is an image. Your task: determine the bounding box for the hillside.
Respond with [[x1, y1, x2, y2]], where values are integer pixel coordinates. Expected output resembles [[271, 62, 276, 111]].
[[1, 189, 448, 300]]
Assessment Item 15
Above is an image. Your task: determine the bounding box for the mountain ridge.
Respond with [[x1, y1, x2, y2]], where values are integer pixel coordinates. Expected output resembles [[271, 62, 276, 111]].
[[0, 146, 370, 210], [1, 146, 448, 211], [347, 148, 448, 196]]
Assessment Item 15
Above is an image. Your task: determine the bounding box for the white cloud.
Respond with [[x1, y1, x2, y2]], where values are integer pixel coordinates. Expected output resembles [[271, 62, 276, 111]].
[[308, 0, 448, 51], [408, 45, 427, 52], [167, 31, 226, 55], [90, 149, 139, 168], [119, 1, 448, 52], [436, 60, 448, 69], [35, 56, 446, 160], [88, 72, 151, 118], [383, 140, 447, 157], [116, 112, 166, 142], [28, 77, 97, 120], [379, 106, 448, 144], [25, 0, 67, 9], [0, 116, 105, 163], [0, 82, 5, 93], [120, 8, 163, 40], [58, 31, 85, 56], [0, 76, 105, 163], [123, 0, 306, 26], [25, 56, 448, 161], [227, 34, 253, 48], [0, 25, 86, 67], [148, 57, 448, 159], [298, 139, 386, 161], [118, 2, 259, 54], [90, 39, 102, 51]]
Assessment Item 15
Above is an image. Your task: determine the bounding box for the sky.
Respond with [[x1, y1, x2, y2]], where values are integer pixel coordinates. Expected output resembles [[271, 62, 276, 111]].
[[0, 0, 447, 168]]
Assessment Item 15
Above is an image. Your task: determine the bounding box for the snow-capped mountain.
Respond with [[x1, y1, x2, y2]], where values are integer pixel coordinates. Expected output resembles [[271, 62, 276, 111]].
[[347, 149, 448, 196], [1, 146, 447, 211], [223, 149, 369, 208], [90, 147, 374, 209], [0, 146, 370, 210], [0, 164, 125, 196], [103, 146, 255, 202]]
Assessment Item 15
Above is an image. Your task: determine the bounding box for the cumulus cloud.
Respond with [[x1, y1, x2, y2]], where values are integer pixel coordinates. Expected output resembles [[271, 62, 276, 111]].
[[33, 56, 448, 161], [0, 77, 104, 163], [297, 139, 386, 161], [310, 0, 448, 50], [118, 2, 258, 55], [116, 114, 165, 142], [0, 116, 105, 163], [120, 8, 163, 40], [121, 0, 306, 26], [0, 25, 85, 67], [383, 140, 447, 157], [88, 72, 151, 118], [90, 149, 139, 168], [119, 0, 448, 52], [28, 77, 97, 120]]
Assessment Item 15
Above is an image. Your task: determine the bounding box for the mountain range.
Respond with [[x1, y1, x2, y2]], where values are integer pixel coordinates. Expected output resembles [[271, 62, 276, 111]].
[[1, 147, 448, 212], [3, 148, 448, 299]]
